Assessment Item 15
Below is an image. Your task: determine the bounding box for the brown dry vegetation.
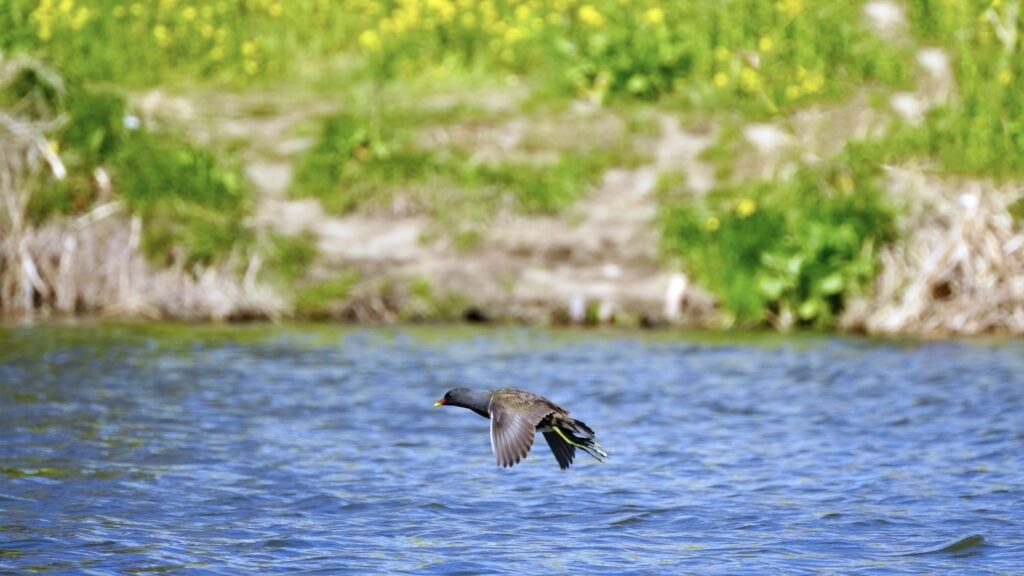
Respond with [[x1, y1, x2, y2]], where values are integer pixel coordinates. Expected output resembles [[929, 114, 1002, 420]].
[[843, 167, 1024, 335]]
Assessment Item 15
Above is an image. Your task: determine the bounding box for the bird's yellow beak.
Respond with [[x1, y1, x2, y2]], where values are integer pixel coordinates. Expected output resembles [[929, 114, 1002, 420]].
[[433, 398, 445, 408]]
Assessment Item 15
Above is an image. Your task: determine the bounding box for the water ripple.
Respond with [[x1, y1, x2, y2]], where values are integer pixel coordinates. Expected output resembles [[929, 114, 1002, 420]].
[[1, 326, 1022, 574]]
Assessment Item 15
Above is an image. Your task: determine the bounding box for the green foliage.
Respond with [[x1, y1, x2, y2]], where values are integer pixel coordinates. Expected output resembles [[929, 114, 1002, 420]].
[[884, 0, 1024, 177], [19, 84, 250, 267], [358, 0, 908, 110], [662, 159, 897, 327], [4, 0, 907, 109], [289, 112, 438, 214], [400, 277, 470, 321], [114, 131, 249, 266], [0, 0, 371, 86], [291, 109, 633, 218], [26, 86, 125, 222], [294, 272, 360, 319], [263, 232, 318, 283]]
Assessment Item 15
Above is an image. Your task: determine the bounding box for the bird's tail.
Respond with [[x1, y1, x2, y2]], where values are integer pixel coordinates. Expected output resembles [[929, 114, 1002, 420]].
[[552, 418, 607, 463]]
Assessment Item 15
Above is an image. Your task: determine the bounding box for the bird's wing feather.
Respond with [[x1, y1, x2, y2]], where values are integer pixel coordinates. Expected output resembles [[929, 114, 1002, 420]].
[[488, 390, 559, 468]]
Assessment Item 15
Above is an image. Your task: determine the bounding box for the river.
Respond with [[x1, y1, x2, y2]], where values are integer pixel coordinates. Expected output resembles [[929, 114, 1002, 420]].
[[1, 325, 1021, 574]]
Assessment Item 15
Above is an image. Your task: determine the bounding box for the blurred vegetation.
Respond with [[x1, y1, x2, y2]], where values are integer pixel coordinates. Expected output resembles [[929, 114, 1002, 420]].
[[294, 271, 361, 319], [21, 84, 250, 267], [662, 156, 897, 328], [2, 0, 1023, 325], [263, 231, 318, 283], [2, 0, 908, 109], [289, 108, 643, 219], [882, 0, 1024, 177]]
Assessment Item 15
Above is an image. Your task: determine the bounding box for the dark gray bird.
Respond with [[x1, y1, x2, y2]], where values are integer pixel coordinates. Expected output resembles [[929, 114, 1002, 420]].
[[434, 387, 607, 470]]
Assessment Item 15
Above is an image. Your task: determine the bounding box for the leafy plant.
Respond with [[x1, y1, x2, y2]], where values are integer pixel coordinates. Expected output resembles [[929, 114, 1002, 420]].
[[662, 158, 897, 327]]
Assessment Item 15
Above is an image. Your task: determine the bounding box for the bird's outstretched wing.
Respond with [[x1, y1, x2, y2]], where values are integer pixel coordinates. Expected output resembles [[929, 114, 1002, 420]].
[[488, 389, 560, 468]]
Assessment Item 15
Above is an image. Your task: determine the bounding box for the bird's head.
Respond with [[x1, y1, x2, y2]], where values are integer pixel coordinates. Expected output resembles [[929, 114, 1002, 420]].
[[434, 387, 471, 408]]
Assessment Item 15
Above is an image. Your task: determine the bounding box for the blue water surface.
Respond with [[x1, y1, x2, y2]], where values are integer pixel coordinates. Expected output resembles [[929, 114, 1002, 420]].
[[1, 325, 1022, 574]]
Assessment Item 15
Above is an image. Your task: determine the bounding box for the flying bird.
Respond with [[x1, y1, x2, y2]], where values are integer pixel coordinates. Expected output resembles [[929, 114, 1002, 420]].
[[434, 387, 607, 470]]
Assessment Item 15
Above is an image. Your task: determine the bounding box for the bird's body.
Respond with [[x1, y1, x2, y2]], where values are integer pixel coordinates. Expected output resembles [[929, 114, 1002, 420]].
[[434, 387, 607, 470]]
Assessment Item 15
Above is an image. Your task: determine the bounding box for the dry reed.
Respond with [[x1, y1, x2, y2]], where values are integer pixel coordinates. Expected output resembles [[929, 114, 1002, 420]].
[[842, 165, 1024, 335]]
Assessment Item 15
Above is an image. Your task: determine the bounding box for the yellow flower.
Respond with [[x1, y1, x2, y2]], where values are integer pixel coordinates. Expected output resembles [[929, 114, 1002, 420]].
[[242, 41, 257, 56], [426, 0, 455, 22], [758, 36, 773, 52], [578, 5, 605, 27], [70, 6, 89, 30], [705, 216, 721, 231], [740, 68, 762, 92], [998, 69, 1013, 85], [358, 30, 382, 51], [505, 26, 527, 43], [182, 6, 197, 21], [785, 85, 802, 100], [269, 3, 283, 17], [153, 24, 171, 47], [244, 59, 259, 75], [713, 72, 729, 88], [643, 7, 664, 26], [130, 3, 144, 16], [59, 0, 73, 14], [736, 198, 756, 218], [714, 46, 731, 62], [802, 72, 824, 93], [776, 0, 804, 17], [210, 46, 224, 60], [200, 24, 215, 38]]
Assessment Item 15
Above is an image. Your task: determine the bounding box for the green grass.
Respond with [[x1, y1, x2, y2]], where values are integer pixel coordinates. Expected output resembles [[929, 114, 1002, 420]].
[[399, 277, 471, 322], [263, 231, 318, 283], [852, 0, 1024, 178], [4, 0, 909, 111], [661, 153, 897, 328], [20, 84, 251, 268], [294, 272, 361, 319], [0, 0, 370, 87], [111, 130, 249, 266], [289, 105, 645, 225]]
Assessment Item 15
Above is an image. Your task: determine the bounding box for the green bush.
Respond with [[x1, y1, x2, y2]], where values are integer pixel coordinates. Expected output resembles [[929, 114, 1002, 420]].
[[114, 131, 249, 266], [18, 82, 250, 267], [661, 158, 897, 327]]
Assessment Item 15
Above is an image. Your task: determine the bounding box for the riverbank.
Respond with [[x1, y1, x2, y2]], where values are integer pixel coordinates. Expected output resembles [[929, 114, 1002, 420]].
[[2, 1, 1023, 334]]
